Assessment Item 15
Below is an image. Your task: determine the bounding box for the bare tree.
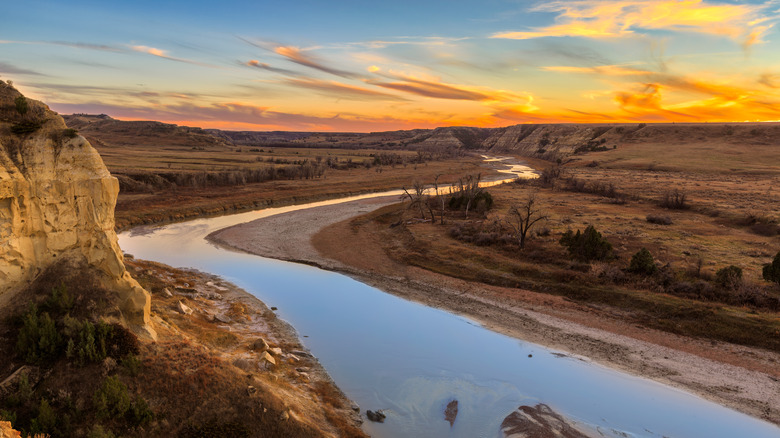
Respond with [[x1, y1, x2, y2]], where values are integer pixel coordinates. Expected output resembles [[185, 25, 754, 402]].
[[458, 174, 483, 219], [432, 174, 447, 225], [505, 194, 548, 250], [402, 180, 428, 220]]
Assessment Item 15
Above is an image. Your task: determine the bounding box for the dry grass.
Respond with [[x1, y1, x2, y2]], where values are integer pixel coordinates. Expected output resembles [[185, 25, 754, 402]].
[[108, 147, 492, 229], [358, 152, 780, 352]]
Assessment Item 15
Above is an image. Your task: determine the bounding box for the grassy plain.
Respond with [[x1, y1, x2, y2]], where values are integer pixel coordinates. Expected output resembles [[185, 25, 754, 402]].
[[93, 142, 494, 229], [348, 140, 780, 352]]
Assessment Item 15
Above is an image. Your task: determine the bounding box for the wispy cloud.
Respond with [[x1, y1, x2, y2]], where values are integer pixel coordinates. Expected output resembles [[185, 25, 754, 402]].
[[49, 41, 124, 52], [244, 59, 299, 76], [273, 46, 358, 78], [492, 0, 775, 47], [0, 61, 46, 76], [758, 73, 780, 88], [349, 36, 470, 50], [130, 45, 214, 67], [542, 64, 648, 76], [368, 70, 525, 102], [282, 77, 406, 101]]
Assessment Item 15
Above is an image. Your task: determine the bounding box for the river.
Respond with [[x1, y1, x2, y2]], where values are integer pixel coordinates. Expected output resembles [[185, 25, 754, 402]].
[[118, 159, 779, 438]]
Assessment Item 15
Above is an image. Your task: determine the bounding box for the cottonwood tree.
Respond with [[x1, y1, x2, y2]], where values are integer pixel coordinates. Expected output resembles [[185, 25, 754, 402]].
[[402, 180, 431, 221], [432, 174, 447, 225], [505, 194, 548, 250], [452, 174, 483, 219]]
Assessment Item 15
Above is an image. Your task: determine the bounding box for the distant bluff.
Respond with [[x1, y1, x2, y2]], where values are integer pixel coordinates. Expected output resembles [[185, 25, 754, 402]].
[[0, 82, 154, 338]]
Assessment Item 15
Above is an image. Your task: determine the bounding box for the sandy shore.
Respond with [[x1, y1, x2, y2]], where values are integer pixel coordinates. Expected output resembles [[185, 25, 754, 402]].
[[208, 196, 780, 426]]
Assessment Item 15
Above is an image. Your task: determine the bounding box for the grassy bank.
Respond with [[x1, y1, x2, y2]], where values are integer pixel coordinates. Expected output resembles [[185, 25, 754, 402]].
[[350, 152, 780, 353]]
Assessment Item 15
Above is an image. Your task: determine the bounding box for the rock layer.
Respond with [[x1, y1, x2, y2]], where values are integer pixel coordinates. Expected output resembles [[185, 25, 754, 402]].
[[0, 82, 154, 338]]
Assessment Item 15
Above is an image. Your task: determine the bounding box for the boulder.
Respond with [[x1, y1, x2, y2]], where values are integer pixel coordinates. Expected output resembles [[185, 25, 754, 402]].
[[366, 410, 386, 423], [444, 399, 458, 427], [0, 421, 21, 438], [252, 338, 270, 351], [260, 351, 276, 366], [176, 300, 193, 315]]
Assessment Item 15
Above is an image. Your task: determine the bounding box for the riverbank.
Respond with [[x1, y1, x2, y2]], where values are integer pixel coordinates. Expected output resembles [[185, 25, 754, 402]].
[[123, 257, 367, 436], [208, 196, 780, 426]]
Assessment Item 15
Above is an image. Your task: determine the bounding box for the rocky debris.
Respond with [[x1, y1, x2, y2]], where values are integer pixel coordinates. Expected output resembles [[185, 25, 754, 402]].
[[176, 300, 193, 315], [260, 351, 276, 367], [163, 287, 173, 297], [286, 354, 301, 363], [350, 403, 360, 413], [0, 366, 39, 397], [252, 337, 270, 351], [297, 372, 310, 381], [366, 410, 386, 423], [291, 350, 311, 357], [247, 385, 257, 396], [214, 314, 231, 323], [0, 83, 154, 339], [269, 347, 283, 356], [500, 404, 590, 438], [444, 399, 458, 427], [0, 421, 21, 438]]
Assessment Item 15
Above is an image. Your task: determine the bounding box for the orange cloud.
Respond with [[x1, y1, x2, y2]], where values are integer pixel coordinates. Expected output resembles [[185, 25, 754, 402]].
[[131, 45, 212, 67], [245, 59, 298, 76], [542, 65, 649, 76], [493, 0, 773, 47]]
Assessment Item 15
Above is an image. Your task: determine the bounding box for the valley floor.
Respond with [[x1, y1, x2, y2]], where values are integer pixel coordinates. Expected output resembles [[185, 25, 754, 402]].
[[208, 195, 780, 427]]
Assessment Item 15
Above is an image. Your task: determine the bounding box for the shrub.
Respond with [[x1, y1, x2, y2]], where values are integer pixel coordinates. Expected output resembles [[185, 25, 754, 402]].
[[659, 189, 689, 209], [763, 251, 780, 285], [45, 282, 74, 313], [0, 409, 17, 424], [538, 165, 562, 187], [14, 96, 28, 115], [629, 248, 657, 275], [10, 120, 43, 135], [29, 399, 57, 436], [16, 304, 62, 364], [716, 265, 743, 290], [93, 377, 131, 420], [559, 225, 614, 261], [88, 425, 116, 438], [646, 214, 672, 225], [121, 354, 143, 377], [63, 318, 112, 364], [63, 128, 79, 139], [128, 397, 154, 426]]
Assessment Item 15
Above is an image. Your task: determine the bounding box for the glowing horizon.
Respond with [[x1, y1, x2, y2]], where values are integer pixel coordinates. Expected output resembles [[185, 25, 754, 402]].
[[4, 0, 780, 132]]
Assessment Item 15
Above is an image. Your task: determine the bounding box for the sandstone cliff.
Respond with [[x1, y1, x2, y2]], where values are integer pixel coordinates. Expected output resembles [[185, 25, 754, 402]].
[[0, 82, 154, 338]]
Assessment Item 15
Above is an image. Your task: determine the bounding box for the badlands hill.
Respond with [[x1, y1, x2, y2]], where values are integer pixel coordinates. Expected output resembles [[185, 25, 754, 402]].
[[0, 82, 153, 337], [64, 114, 780, 167]]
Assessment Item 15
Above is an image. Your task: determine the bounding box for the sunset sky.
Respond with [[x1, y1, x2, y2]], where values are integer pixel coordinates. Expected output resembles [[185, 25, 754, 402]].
[[4, 0, 780, 131]]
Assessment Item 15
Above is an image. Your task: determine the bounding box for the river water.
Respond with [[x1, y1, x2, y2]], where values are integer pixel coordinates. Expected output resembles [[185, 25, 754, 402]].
[[118, 159, 779, 438]]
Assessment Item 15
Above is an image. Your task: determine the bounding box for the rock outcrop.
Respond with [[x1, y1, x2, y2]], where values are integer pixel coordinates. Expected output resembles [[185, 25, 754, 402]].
[[0, 82, 154, 338], [500, 404, 592, 438]]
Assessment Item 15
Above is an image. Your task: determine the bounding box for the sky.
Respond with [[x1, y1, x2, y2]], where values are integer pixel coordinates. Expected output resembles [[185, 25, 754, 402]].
[[3, 0, 780, 132]]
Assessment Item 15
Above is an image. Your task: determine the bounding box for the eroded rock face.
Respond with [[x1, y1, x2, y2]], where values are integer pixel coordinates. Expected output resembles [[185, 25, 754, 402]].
[[501, 404, 592, 438], [0, 81, 154, 338]]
